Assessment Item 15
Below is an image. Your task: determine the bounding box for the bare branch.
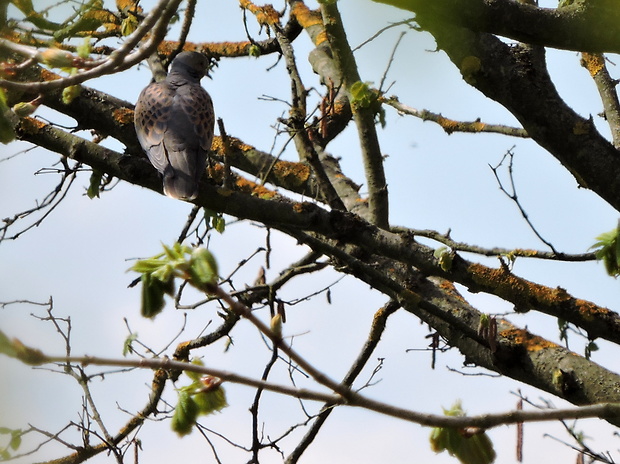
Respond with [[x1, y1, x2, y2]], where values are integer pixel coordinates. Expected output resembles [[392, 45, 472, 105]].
[[581, 53, 620, 148], [384, 96, 530, 138], [320, 2, 389, 228]]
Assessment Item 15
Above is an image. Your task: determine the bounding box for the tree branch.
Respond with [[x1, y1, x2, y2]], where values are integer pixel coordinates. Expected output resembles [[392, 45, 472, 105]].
[[374, 0, 620, 53], [320, 2, 389, 228], [415, 19, 620, 214], [384, 96, 530, 138]]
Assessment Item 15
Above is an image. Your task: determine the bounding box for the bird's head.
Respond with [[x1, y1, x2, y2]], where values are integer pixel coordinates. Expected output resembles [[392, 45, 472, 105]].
[[169, 51, 210, 81]]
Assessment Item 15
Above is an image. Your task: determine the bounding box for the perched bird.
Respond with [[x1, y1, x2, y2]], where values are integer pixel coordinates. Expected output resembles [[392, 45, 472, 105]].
[[134, 51, 215, 200]]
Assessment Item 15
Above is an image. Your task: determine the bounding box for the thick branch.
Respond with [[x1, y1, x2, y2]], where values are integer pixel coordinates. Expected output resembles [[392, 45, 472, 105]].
[[374, 0, 620, 53], [280, 229, 620, 421], [417, 21, 620, 213]]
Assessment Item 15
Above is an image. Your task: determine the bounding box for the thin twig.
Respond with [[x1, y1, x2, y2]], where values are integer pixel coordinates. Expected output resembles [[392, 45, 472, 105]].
[[490, 147, 558, 253], [17, 351, 620, 431], [272, 22, 346, 211], [379, 31, 406, 92], [169, 0, 198, 64], [285, 300, 399, 463], [0, 0, 183, 92], [385, 97, 530, 138], [390, 226, 596, 262]]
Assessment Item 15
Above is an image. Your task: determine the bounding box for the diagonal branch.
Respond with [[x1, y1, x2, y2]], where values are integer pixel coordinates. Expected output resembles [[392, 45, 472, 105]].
[[285, 300, 399, 463], [320, 2, 389, 228], [580, 52, 620, 148]]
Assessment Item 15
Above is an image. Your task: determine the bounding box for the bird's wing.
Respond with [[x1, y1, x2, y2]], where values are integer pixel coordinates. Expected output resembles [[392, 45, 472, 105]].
[[172, 83, 215, 154], [134, 81, 175, 174]]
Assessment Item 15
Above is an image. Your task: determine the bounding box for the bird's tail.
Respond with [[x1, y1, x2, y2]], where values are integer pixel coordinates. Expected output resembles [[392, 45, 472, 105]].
[[163, 171, 199, 200]]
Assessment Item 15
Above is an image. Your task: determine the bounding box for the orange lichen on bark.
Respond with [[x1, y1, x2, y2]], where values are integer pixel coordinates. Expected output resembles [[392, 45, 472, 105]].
[[509, 249, 539, 258], [290, 2, 326, 45], [239, 0, 281, 26], [499, 328, 560, 352], [436, 115, 487, 134], [271, 160, 311, 186], [112, 107, 134, 125], [39, 68, 61, 82], [292, 202, 308, 213], [116, 0, 142, 13], [19, 116, 47, 134], [174, 340, 192, 357], [574, 298, 610, 320], [471, 121, 485, 132], [290, 2, 322, 28], [207, 164, 276, 199], [211, 135, 255, 154], [468, 262, 611, 320], [234, 175, 277, 199], [581, 53, 604, 77], [438, 280, 466, 302], [157, 41, 256, 58], [436, 115, 459, 132]]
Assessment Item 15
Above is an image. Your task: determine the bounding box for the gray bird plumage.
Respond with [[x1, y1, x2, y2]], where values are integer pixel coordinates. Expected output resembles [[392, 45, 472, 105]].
[[134, 51, 215, 200]]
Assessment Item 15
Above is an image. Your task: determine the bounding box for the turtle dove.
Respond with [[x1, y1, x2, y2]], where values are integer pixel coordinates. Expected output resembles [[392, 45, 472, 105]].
[[134, 51, 215, 200]]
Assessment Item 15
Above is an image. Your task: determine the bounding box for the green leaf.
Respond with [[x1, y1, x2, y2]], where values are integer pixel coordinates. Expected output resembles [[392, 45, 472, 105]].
[[122, 333, 138, 356], [140, 273, 166, 318], [9, 431, 21, 451], [204, 208, 226, 233], [434, 246, 454, 271], [77, 37, 92, 59], [185, 359, 205, 382], [350, 81, 375, 109], [212, 215, 226, 233], [0, 89, 16, 144], [121, 16, 138, 36], [87, 169, 103, 198], [171, 391, 198, 436], [129, 255, 166, 273], [187, 248, 219, 292], [62, 85, 81, 104], [590, 226, 620, 277], [429, 401, 496, 464], [248, 44, 261, 57], [193, 386, 228, 415]]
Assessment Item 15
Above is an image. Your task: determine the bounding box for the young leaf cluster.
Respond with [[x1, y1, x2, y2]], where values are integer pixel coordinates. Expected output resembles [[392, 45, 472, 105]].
[[590, 226, 620, 277], [171, 362, 228, 436], [129, 243, 219, 318], [350, 81, 386, 127], [0, 428, 23, 460], [429, 402, 496, 464]]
